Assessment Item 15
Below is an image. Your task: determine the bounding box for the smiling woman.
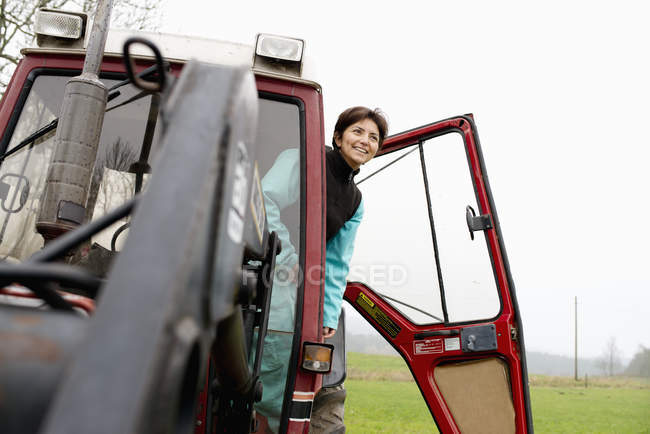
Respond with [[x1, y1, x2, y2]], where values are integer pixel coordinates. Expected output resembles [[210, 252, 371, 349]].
[[335, 118, 380, 169], [325, 106, 388, 336], [254, 106, 388, 432], [332, 106, 387, 170]]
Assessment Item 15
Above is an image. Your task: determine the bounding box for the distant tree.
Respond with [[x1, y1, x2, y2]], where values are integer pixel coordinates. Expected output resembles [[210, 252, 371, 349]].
[[87, 136, 137, 217], [0, 0, 162, 93], [595, 337, 622, 376], [624, 345, 650, 378]]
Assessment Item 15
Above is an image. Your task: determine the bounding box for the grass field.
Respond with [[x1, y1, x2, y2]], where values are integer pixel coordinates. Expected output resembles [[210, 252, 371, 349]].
[[345, 352, 650, 433]]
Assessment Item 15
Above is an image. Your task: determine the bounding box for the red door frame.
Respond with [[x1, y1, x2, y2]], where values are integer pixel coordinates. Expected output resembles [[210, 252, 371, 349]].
[[344, 115, 533, 433], [253, 76, 326, 433]]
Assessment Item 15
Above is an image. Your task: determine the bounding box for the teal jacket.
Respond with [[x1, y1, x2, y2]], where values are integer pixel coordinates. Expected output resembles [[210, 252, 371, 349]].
[[262, 148, 363, 330]]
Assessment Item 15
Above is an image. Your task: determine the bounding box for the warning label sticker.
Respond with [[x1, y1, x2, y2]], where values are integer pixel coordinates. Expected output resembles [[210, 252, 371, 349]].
[[413, 338, 443, 355], [355, 293, 401, 338]]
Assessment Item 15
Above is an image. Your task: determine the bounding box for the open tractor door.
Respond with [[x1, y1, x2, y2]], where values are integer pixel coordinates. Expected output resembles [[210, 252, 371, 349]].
[[344, 116, 534, 433]]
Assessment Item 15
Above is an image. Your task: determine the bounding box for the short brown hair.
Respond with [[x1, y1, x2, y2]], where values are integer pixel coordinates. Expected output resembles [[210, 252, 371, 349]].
[[332, 106, 389, 149]]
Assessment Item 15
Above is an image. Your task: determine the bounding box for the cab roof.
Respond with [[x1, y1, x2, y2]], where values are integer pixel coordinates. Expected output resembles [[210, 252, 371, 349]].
[[21, 29, 321, 92]]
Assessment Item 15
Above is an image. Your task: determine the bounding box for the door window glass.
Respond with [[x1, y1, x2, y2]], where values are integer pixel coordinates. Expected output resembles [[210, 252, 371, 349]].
[[421, 134, 500, 322], [351, 146, 444, 324], [351, 132, 500, 324]]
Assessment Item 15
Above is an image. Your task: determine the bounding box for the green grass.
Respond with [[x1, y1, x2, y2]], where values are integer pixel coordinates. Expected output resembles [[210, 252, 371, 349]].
[[347, 352, 408, 372], [344, 352, 650, 433], [347, 352, 413, 381], [531, 387, 650, 433], [346, 379, 438, 433], [530, 374, 650, 389]]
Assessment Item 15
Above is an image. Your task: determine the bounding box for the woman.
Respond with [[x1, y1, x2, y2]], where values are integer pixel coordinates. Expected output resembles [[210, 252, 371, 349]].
[[321, 106, 388, 338], [257, 106, 388, 433]]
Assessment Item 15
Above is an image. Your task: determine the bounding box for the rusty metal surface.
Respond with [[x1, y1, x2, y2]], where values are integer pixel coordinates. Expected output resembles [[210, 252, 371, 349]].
[[0, 306, 87, 434]]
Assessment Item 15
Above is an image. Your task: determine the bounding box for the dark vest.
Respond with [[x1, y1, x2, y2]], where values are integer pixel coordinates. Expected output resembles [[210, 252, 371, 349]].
[[326, 149, 362, 242]]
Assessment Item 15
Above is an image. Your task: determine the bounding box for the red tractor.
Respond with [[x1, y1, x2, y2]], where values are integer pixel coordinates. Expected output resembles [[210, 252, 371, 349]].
[[0, 3, 533, 433]]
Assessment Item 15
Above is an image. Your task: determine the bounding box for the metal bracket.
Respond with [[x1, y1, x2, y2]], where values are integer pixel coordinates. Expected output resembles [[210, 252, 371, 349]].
[[465, 205, 493, 240], [510, 326, 518, 342], [57, 200, 85, 225]]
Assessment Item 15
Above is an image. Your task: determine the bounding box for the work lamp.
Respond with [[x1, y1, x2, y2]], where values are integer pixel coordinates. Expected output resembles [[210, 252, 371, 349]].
[[34, 9, 87, 48], [253, 33, 305, 77], [255, 34, 303, 62]]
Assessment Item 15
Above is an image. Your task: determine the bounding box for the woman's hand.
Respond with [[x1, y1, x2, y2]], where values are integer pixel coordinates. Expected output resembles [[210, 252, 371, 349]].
[[322, 327, 336, 339]]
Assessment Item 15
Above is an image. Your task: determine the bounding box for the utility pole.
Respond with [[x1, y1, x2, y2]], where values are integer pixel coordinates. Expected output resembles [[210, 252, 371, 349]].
[[574, 296, 578, 381]]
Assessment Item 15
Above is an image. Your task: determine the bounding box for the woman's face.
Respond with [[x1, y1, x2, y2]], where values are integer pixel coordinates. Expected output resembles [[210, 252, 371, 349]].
[[335, 118, 380, 170]]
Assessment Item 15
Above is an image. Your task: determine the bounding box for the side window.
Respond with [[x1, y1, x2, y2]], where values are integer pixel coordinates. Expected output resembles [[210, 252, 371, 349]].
[[351, 132, 500, 324], [255, 98, 302, 280]]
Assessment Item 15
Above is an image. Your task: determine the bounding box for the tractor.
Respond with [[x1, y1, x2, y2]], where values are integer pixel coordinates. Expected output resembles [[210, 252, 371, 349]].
[[0, 3, 533, 433]]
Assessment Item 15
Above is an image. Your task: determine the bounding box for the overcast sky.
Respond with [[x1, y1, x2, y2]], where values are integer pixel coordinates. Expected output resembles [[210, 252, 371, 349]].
[[160, 0, 649, 360]]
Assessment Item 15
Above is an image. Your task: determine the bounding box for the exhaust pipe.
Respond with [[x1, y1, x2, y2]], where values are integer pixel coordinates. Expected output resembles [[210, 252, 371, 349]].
[[36, 0, 114, 241]]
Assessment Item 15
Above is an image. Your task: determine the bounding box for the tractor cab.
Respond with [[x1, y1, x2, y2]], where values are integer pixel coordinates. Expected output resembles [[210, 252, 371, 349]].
[[0, 7, 532, 434]]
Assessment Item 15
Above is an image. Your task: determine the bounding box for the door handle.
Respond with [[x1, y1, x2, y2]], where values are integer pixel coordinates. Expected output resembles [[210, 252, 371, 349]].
[[414, 330, 459, 339]]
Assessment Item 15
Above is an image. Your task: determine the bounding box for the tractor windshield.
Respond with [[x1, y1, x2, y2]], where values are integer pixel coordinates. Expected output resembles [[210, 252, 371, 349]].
[[0, 73, 163, 264]]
